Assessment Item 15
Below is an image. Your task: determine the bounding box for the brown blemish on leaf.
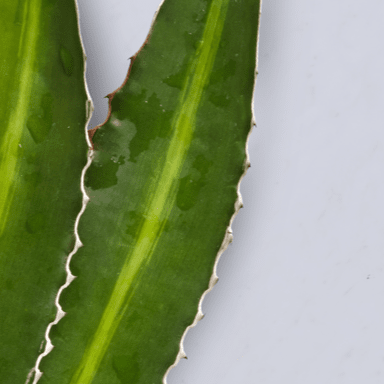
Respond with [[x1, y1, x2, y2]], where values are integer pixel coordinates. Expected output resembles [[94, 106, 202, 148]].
[[88, 29, 154, 149]]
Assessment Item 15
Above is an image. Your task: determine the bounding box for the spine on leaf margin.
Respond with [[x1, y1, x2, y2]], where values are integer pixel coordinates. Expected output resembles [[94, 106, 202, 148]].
[[0, 0, 89, 383], [28, 0, 94, 382], [33, 0, 261, 383]]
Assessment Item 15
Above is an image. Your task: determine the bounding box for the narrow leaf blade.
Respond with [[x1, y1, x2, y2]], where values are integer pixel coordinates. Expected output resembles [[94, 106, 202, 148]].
[[0, 1, 88, 381], [40, 0, 260, 383]]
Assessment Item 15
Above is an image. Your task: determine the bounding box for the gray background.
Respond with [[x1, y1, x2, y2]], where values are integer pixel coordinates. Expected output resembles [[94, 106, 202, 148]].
[[76, 0, 384, 383]]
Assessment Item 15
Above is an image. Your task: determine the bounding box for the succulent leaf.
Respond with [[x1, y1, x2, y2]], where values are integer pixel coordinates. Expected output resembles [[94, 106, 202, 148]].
[[38, 0, 260, 383], [0, 1, 88, 382]]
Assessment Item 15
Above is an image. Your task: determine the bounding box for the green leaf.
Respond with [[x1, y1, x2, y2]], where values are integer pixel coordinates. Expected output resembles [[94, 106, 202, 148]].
[[39, 0, 260, 383], [0, 0, 88, 382]]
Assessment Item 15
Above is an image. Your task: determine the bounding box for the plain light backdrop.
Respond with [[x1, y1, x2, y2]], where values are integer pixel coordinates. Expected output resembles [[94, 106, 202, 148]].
[[76, 0, 384, 383]]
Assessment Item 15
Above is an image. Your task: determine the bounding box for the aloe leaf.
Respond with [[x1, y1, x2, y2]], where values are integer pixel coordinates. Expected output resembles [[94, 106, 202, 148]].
[[0, 0, 88, 382], [38, 0, 260, 383]]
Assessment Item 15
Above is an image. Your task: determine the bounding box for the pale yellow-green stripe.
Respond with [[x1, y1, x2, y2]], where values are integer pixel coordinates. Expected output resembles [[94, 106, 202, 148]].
[[0, 0, 42, 235], [70, 0, 230, 382]]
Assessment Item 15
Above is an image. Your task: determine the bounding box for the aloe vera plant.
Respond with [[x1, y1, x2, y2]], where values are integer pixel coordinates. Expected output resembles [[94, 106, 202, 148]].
[[1, 0, 260, 383]]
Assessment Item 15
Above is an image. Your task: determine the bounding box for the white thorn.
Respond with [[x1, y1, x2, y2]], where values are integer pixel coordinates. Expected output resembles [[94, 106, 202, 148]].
[[28, 143, 93, 384]]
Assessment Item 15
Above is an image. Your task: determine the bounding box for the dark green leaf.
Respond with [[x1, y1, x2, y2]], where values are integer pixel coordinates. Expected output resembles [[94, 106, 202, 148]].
[[39, 0, 260, 383], [0, 1, 88, 382]]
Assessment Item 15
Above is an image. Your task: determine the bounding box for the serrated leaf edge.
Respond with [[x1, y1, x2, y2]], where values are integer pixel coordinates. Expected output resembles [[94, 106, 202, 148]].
[[25, 1, 94, 382], [162, 2, 262, 382], [27, 0, 262, 381]]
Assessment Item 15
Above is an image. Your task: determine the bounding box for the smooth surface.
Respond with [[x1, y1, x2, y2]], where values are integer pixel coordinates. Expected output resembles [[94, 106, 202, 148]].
[[76, 0, 384, 383], [40, 0, 259, 383], [0, 1, 88, 382]]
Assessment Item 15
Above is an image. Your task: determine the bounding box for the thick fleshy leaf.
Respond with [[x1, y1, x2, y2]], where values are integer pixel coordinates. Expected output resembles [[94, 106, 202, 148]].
[[0, 0, 88, 382], [40, 0, 260, 383]]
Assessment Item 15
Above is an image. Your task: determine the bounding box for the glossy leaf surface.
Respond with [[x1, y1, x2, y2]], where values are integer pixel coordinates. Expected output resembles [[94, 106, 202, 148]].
[[40, 0, 260, 383], [0, 0, 88, 382]]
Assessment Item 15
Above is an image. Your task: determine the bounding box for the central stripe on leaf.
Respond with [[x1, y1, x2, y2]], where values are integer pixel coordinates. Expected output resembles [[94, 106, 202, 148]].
[[71, 0, 230, 382]]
